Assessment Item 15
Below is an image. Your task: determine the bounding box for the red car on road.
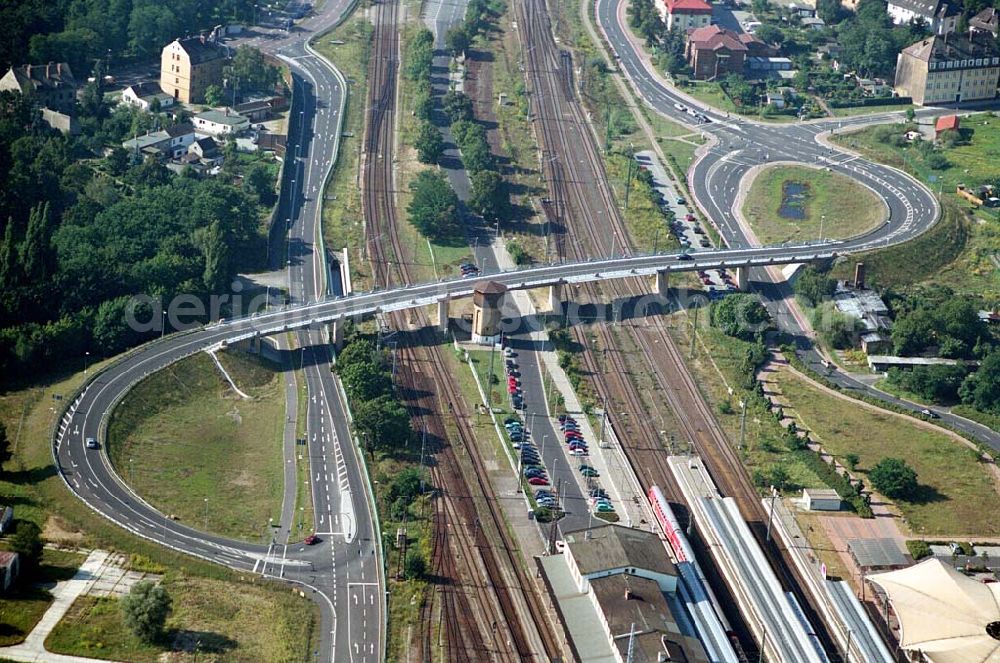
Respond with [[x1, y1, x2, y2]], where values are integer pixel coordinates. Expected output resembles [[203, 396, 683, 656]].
[[528, 476, 550, 486], [304, 534, 320, 545]]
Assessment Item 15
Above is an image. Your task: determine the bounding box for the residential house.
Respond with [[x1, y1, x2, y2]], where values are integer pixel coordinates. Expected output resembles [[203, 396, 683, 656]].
[[833, 282, 893, 353], [657, 0, 713, 32], [189, 136, 221, 162], [122, 122, 196, 159], [856, 76, 892, 96], [193, 109, 250, 136], [234, 96, 287, 122], [970, 7, 999, 38], [0, 62, 78, 112], [886, 0, 959, 36], [0, 552, 19, 592], [685, 25, 749, 80], [747, 56, 794, 72], [764, 91, 787, 108], [894, 33, 1000, 105], [160, 35, 227, 104], [121, 81, 175, 112], [800, 16, 827, 30], [788, 3, 816, 17]]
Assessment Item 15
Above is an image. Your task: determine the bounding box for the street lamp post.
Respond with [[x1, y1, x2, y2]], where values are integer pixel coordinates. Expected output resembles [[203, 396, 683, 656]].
[[84, 351, 90, 376], [204, 497, 209, 530]]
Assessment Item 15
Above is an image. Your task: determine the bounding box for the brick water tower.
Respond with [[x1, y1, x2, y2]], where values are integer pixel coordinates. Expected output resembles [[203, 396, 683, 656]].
[[471, 281, 507, 345]]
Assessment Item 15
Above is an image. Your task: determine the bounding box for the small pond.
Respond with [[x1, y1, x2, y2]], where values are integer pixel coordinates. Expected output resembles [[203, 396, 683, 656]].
[[778, 181, 809, 220]]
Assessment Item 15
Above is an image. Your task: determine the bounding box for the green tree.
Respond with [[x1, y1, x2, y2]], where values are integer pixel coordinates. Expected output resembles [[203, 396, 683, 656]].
[[196, 220, 232, 293], [869, 457, 919, 499], [407, 170, 461, 241], [243, 163, 275, 205], [387, 467, 423, 502], [340, 361, 392, 402], [106, 146, 130, 176], [469, 170, 508, 221], [227, 46, 280, 96], [404, 29, 435, 81], [710, 294, 770, 341], [415, 121, 444, 164], [793, 267, 836, 306], [446, 25, 472, 56], [20, 202, 54, 282], [120, 580, 172, 643], [9, 521, 43, 573], [204, 84, 224, 107], [403, 550, 426, 579], [354, 395, 411, 454], [844, 453, 860, 470], [442, 91, 474, 124], [754, 25, 785, 46], [959, 350, 1000, 413]]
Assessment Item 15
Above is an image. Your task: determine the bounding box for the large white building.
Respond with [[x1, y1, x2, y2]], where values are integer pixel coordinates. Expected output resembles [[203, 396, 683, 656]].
[[656, 0, 713, 32], [894, 34, 1000, 105], [886, 0, 959, 36]]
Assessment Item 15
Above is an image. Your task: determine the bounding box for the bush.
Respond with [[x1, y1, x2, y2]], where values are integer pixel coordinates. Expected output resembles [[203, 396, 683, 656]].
[[120, 580, 171, 643], [906, 539, 932, 560]]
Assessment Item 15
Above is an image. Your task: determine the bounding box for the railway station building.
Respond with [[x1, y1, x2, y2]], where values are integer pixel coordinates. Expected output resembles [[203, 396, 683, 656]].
[[538, 524, 710, 663]]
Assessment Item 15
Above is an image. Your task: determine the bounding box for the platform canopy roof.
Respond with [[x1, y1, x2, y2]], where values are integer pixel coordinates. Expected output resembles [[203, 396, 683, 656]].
[[869, 558, 1000, 663]]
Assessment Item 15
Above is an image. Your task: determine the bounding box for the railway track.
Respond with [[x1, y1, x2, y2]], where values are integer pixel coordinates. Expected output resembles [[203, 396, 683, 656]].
[[359, 1, 559, 659], [516, 0, 836, 656]]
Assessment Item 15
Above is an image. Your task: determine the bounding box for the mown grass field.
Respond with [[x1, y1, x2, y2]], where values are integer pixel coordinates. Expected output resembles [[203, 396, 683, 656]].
[[45, 574, 317, 662], [107, 351, 285, 542], [775, 369, 1000, 537], [741, 165, 886, 245]]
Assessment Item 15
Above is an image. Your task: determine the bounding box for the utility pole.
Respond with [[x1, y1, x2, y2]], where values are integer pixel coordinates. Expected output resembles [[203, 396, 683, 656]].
[[689, 304, 700, 359], [758, 626, 767, 663], [204, 497, 209, 531], [624, 145, 635, 211], [739, 399, 748, 450], [485, 340, 497, 412], [605, 103, 612, 152], [766, 486, 779, 542], [599, 396, 608, 447]]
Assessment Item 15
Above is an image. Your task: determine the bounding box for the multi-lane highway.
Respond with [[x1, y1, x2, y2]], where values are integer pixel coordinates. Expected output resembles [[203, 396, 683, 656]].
[[595, 0, 1000, 449]]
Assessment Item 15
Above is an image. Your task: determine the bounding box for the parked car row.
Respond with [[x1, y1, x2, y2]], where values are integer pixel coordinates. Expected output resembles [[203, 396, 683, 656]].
[[505, 348, 522, 410], [558, 414, 615, 514]]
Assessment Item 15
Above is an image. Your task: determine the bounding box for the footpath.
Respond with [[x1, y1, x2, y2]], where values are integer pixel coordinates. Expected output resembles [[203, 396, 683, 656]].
[[0, 550, 125, 663]]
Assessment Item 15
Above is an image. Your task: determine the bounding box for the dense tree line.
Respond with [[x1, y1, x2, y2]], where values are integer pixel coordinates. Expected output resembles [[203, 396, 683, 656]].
[[335, 337, 412, 456], [830, 0, 932, 78], [407, 170, 462, 242], [0, 89, 275, 383], [2, 0, 259, 74], [889, 286, 989, 359], [710, 294, 772, 341]]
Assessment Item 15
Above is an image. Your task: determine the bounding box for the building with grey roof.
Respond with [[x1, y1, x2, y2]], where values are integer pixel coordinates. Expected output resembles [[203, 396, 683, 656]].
[[542, 525, 711, 663], [0, 62, 78, 112], [970, 7, 999, 38], [848, 538, 910, 571], [591, 574, 709, 663], [894, 33, 1000, 105], [564, 524, 677, 593]]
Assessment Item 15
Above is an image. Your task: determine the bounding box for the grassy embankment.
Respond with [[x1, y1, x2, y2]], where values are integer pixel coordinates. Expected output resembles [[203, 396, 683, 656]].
[[774, 368, 1000, 537], [741, 165, 886, 245], [665, 315, 828, 490], [46, 573, 316, 662], [316, 13, 374, 290], [107, 351, 285, 542], [829, 113, 1000, 295], [0, 361, 319, 658]]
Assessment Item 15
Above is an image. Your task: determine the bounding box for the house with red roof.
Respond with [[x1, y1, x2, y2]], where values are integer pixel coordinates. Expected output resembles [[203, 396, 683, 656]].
[[658, 0, 713, 32], [685, 25, 750, 80], [934, 114, 959, 138]]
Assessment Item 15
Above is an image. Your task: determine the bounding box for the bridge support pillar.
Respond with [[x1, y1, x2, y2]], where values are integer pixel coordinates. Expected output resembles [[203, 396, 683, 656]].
[[331, 319, 344, 351], [735, 267, 750, 291], [436, 298, 449, 332], [548, 283, 563, 315], [654, 270, 669, 296]]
